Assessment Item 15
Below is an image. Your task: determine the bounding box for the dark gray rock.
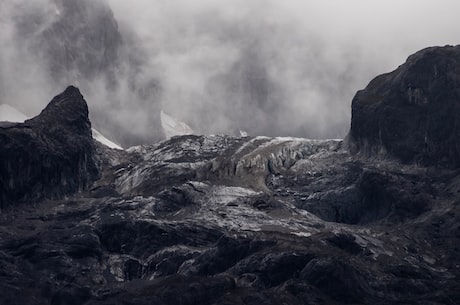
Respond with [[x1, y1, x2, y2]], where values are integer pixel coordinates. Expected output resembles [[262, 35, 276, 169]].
[[349, 45, 460, 167], [0, 86, 99, 208], [300, 258, 370, 304]]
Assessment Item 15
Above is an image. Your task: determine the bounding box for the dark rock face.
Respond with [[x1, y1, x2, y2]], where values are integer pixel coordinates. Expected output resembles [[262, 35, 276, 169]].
[[349, 45, 460, 167], [0, 86, 99, 208]]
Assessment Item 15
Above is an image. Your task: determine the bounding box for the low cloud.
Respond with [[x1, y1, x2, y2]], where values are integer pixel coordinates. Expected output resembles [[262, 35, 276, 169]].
[[1, 0, 460, 146]]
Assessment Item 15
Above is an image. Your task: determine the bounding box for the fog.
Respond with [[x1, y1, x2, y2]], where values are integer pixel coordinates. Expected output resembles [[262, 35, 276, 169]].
[[1, 0, 460, 146]]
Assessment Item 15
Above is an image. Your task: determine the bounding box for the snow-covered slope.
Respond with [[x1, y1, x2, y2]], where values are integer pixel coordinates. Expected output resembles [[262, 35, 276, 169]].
[[0, 104, 28, 122], [91, 128, 123, 150], [161, 110, 194, 139]]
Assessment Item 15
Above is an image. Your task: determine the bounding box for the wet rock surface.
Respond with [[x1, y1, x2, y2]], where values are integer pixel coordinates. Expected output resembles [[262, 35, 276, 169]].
[[1, 46, 460, 304]]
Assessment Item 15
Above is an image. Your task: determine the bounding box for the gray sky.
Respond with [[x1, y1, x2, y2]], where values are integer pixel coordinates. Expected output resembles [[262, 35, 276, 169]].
[[1, 0, 460, 144]]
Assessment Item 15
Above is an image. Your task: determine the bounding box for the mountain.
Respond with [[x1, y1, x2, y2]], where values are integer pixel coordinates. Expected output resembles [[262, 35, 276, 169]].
[[0, 86, 99, 207], [1, 46, 460, 304], [2, 0, 162, 147], [0, 102, 122, 150]]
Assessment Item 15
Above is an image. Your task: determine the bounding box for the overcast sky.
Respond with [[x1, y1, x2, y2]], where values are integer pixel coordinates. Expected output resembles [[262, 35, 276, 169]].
[[1, 0, 460, 144]]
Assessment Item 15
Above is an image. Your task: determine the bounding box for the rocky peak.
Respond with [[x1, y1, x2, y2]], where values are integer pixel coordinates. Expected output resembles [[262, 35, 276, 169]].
[[349, 45, 460, 167], [28, 86, 92, 136], [0, 86, 99, 208]]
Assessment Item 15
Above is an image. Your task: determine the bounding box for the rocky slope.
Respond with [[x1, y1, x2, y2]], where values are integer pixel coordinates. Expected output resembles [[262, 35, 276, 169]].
[[1, 46, 460, 304]]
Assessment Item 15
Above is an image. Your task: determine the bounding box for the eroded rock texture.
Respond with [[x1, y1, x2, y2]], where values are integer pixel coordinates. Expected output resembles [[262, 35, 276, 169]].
[[0, 86, 99, 208], [349, 45, 460, 167]]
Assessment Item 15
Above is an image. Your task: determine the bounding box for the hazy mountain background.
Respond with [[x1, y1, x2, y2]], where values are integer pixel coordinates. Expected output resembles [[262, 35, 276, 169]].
[[1, 0, 459, 147]]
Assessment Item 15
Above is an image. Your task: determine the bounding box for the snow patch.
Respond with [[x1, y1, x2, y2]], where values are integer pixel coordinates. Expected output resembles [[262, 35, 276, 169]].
[[0, 104, 28, 122], [292, 232, 312, 238], [161, 110, 194, 139], [92, 128, 123, 150]]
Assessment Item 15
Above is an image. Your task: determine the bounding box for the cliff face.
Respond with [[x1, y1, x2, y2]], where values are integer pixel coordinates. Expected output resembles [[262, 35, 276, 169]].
[[0, 86, 99, 208], [349, 45, 460, 167]]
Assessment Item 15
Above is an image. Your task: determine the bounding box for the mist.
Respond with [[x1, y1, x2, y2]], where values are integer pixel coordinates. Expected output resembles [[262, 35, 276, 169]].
[[1, 0, 460, 147]]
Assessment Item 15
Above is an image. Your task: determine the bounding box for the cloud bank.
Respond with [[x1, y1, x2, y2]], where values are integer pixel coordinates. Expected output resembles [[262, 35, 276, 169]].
[[1, 0, 460, 146]]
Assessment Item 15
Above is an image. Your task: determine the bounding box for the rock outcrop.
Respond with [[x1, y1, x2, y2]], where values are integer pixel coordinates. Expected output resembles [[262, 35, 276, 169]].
[[349, 45, 460, 167], [0, 86, 99, 208]]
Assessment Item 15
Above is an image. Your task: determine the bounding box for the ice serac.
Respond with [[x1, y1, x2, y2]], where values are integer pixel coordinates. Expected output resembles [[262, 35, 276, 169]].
[[0, 86, 99, 208], [349, 45, 460, 167]]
